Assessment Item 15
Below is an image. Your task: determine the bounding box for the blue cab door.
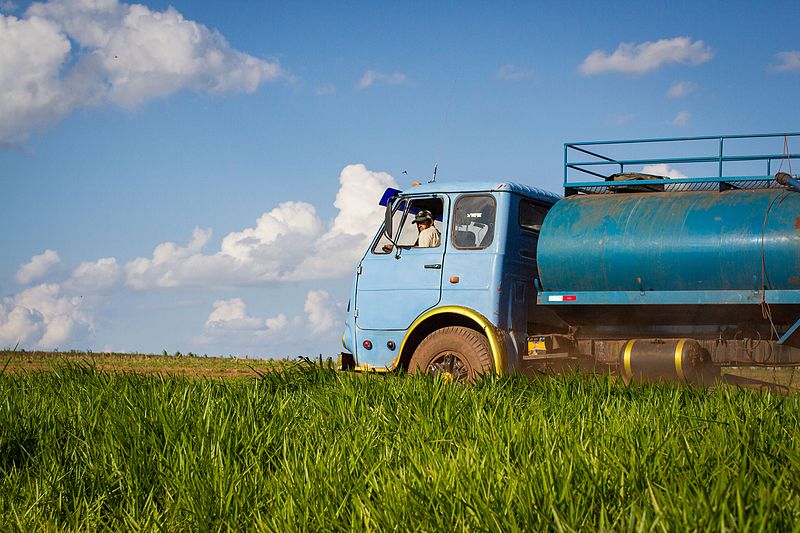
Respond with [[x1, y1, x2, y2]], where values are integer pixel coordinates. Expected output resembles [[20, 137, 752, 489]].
[[355, 195, 448, 330]]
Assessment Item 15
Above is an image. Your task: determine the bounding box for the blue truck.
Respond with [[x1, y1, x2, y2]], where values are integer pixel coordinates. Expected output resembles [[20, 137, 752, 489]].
[[341, 133, 800, 384]]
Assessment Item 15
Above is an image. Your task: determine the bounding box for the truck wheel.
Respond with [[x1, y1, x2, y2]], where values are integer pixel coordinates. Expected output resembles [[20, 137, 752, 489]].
[[409, 326, 494, 381]]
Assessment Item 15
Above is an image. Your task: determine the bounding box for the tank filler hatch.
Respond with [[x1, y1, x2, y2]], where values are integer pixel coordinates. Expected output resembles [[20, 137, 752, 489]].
[[563, 132, 800, 196]]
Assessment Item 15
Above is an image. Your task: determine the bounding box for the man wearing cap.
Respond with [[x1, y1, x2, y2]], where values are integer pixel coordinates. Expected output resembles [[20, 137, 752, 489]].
[[412, 210, 441, 247], [381, 209, 441, 252]]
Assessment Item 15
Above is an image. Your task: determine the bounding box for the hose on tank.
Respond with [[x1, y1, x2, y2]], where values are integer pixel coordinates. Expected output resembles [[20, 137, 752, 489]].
[[760, 137, 799, 350], [775, 135, 796, 190], [760, 190, 787, 343], [775, 172, 800, 192]]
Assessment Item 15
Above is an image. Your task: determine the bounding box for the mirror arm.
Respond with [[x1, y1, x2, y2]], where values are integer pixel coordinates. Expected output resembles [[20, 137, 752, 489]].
[[382, 196, 402, 255], [383, 198, 394, 239], [393, 201, 413, 259]]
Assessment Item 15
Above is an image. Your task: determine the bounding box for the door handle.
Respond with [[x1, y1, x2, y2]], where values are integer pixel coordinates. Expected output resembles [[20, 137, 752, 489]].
[[424, 264, 442, 269]]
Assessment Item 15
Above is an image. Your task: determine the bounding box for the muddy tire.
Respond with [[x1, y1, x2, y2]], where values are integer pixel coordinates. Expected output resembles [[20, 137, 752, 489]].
[[408, 326, 494, 381]]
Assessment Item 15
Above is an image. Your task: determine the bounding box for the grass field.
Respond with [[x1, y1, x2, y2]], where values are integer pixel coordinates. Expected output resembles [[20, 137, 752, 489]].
[[0, 350, 286, 379], [1, 356, 799, 531]]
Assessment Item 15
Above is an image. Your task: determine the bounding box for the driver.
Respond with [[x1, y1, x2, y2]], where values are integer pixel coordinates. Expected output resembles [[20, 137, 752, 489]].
[[382, 209, 441, 252], [412, 210, 441, 247]]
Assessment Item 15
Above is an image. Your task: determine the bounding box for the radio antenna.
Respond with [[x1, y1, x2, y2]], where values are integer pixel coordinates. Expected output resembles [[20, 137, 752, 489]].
[[432, 66, 461, 185]]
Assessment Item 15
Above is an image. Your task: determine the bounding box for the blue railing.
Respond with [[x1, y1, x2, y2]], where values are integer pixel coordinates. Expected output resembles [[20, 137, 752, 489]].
[[564, 132, 800, 195]]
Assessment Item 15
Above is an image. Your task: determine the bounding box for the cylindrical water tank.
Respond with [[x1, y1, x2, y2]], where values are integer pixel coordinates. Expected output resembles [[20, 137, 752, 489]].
[[537, 189, 800, 293]]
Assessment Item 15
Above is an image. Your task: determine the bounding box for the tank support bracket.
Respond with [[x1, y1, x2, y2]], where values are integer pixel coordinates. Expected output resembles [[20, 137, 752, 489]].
[[778, 317, 800, 347]]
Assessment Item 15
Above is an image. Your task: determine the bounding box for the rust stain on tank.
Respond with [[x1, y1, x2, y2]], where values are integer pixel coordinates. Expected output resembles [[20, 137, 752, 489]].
[[789, 276, 800, 284], [795, 215, 800, 230]]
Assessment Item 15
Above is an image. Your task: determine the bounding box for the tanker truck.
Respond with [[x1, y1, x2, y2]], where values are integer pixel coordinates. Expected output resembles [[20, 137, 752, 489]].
[[340, 132, 800, 384]]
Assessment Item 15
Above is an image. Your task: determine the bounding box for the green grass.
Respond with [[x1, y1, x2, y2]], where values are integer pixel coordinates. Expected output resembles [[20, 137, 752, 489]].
[[0, 360, 798, 531]]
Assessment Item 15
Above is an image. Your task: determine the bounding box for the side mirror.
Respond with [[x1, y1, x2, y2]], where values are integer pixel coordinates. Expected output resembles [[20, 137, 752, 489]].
[[383, 197, 395, 239]]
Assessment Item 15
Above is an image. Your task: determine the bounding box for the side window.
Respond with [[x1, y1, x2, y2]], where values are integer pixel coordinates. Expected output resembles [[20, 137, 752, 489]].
[[373, 197, 444, 253], [452, 195, 496, 249], [519, 199, 548, 232]]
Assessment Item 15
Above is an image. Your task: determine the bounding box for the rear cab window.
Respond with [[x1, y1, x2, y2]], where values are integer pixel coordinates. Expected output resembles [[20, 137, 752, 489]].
[[519, 199, 548, 233], [452, 194, 496, 249]]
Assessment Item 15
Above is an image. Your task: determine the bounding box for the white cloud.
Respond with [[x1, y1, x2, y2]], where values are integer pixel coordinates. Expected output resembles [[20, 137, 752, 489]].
[[315, 84, 336, 96], [206, 298, 284, 331], [66, 257, 121, 291], [266, 314, 289, 331], [357, 70, 407, 89], [125, 227, 214, 289], [196, 290, 337, 352], [0, 0, 288, 145], [16, 249, 60, 285], [288, 164, 397, 280], [0, 306, 42, 349], [667, 80, 696, 98], [304, 290, 335, 333], [197, 296, 296, 350], [0, 283, 93, 349], [496, 64, 533, 81], [0, 14, 73, 145], [641, 164, 687, 178], [220, 202, 322, 263], [124, 164, 398, 289], [770, 51, 800, 72], [672, 110, 690, 127], [579, 37, 713, 76]]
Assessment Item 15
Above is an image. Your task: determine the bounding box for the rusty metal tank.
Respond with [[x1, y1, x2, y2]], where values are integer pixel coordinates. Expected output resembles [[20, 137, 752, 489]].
[[535, 188, 800, 335], [537, 188, 800, 293]]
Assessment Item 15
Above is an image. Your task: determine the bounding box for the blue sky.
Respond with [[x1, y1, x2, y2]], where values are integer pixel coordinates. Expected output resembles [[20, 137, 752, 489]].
[[1, 0, 799, 356]]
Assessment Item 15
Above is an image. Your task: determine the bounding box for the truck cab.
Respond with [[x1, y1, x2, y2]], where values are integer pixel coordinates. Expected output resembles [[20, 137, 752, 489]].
[[341, 181, 561, 378]]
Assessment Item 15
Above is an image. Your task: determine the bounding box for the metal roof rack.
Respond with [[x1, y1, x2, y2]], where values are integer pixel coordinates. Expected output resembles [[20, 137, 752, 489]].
[[564, 132, 800, 196]]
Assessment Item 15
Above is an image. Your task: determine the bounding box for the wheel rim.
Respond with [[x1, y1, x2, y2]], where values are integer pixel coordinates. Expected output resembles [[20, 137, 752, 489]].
[[426, 351, 469, 381]]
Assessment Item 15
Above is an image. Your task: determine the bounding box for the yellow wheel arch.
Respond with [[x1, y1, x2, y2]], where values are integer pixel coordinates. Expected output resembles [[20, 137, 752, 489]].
[[395, 306, 507, 375]]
